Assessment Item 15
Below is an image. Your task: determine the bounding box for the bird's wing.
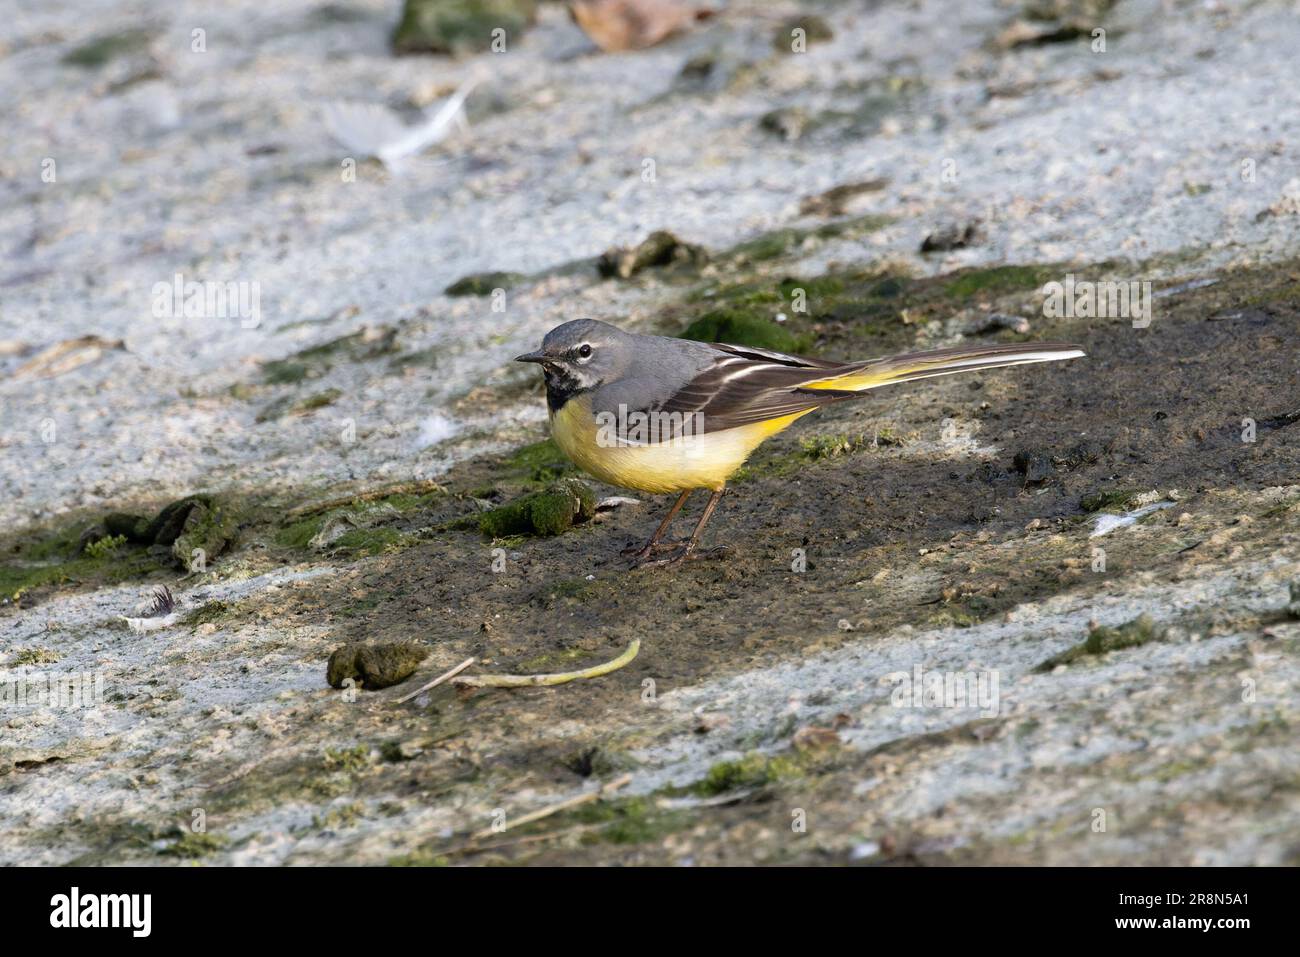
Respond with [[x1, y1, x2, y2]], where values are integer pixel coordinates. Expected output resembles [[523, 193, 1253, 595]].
[[651, 340, 1086, 437], [651, 344, 856, 435]]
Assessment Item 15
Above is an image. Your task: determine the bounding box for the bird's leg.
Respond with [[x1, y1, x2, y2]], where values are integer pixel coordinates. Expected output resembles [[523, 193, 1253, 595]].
[[622, 490, 692, 560], [636, 485, 730, 569]]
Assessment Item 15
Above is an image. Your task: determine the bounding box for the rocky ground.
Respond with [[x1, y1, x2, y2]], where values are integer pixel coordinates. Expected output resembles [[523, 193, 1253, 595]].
[[1, 0, 1298, 865]]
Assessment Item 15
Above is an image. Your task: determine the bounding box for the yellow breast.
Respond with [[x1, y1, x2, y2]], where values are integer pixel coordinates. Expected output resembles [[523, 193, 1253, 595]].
[[550, 396, 811, 493]]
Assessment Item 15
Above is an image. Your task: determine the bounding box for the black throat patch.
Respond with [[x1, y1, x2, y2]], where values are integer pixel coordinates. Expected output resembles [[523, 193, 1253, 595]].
[[544, 367, 588, 413]]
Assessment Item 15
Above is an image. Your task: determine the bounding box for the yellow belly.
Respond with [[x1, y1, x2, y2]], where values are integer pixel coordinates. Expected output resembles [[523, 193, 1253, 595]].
[[550, 397, 811, 493]]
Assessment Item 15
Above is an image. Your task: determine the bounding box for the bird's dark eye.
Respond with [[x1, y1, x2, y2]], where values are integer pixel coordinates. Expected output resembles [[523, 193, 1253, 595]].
[[577, 344, 593, 359]]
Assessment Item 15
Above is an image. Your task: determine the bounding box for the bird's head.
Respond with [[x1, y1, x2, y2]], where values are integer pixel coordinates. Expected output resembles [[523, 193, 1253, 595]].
[[515, 318, 629, 406]]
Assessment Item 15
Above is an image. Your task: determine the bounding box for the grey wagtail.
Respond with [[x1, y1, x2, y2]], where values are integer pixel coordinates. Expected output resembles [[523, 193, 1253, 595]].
[[517, 319, 1084, 567]]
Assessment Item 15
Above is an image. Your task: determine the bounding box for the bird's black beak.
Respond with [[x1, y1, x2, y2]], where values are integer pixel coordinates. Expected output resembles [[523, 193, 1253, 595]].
[[514, 351, 547, 364]]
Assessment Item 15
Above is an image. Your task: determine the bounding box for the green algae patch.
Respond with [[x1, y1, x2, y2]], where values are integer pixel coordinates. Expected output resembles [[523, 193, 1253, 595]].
[[477, 479, 596, 538], [1080, 488, 1154, 513], [772, 14, 834, 50], [158, 830, 227, 859], [182, 600, 234, 627], [276, 516, 325, 550], [322, 745, 374, 772], [10, 648, 61, 666], [392, 0, 536, 55], [62, 29, 154, 68], [945, 264, 1057, 300], [331, 526, 406, 556], [327, 643, 428, 690], [445, 271, 526, 296], [694, 752, 806, 796], [778, 275, 846, 300], [575, 796, 688, 846], [272, 485, 444, 554], [167, 496, 241, 568], [680, 309, 811, 353], [722, 214, 892, 264], [505, 438, 574, 483], [1035, 614, 1166, 671], [83, 534, 128, 560], [261, 326, 397, 385], [0, 493, 237, 603], [256, 387, 342, 422], [598, 230, 709, 279], [0, 516, 168, 606]]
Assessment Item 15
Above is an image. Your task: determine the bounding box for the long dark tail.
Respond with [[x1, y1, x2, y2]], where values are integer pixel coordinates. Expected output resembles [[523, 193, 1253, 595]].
[[801, 342, 1086, 393]]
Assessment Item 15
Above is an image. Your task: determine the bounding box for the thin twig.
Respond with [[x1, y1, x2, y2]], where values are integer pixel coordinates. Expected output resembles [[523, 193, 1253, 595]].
[[396, 656, 477, 703], [470, 773, 632, 840], [452, 639, 640, 688]]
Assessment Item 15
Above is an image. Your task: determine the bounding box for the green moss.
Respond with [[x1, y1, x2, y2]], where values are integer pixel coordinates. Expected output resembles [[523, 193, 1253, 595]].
[[773, 14, 833, 50], [1080, 488, 1148, 513], [506, 438, 573, 482], [799, 433, 870, 460], [257, 388, 343, 422], [332, 526, 405, 555], [730, 229, 804, 263], [477, 479, 596, 538], [392, 0, 536, 54], [389, 850, 451, 866], [722, 215, 891, 264], [276, 516, 325, 550], [22, 523, 85, 562], [692, 282, 783, 308], [945, 264, 1057, 299], [327, 643, 428, 689], [182, 600, 234, 627], [323, 745, 373, 773], [445, 271, 526, 296], [779, 275, 845, 299], [158, 830, 227, 858], [694, 752, 805, 796], [1241, 281, 1300, 308], [261, 328, 397, 385], [0, 540, 164, 605], [11, 648, 61, 666], [83, 534, 127, 560], [598, 231, 709, 279], [312, 801, 366, 831], [1036, 614, 1166, 671], [927, 608, 982, 629], [62, 28, 154, 68], [168, 496, 240, 568], [680, 309, 811, 353], [577, 796, 686, 845], [263, 359, 311, 385]]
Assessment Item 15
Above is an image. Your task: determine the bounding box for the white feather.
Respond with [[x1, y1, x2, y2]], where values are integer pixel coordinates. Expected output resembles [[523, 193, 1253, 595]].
[[323, 75, 480, 171]]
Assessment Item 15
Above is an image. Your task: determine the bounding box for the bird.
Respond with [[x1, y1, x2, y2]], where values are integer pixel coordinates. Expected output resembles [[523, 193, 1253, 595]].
[[516, 319, 1085, 567]]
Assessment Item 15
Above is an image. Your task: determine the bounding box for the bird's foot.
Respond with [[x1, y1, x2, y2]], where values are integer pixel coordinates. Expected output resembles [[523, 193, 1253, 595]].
[[629, 543, 731, 570], [621, 538, 688, 560]]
